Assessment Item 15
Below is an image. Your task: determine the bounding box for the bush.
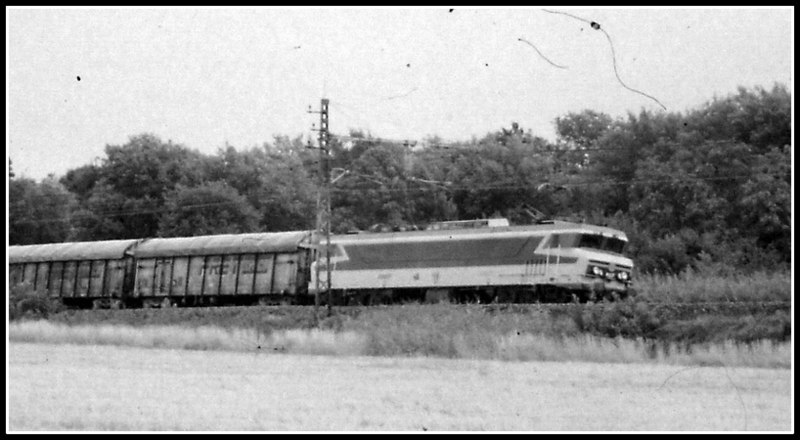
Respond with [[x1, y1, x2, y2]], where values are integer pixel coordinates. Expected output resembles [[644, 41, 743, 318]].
[[635, 268, 791, 303], [9, 282, 63, 321], [654, 310, 791, 344], [572, 298, 663, 340]]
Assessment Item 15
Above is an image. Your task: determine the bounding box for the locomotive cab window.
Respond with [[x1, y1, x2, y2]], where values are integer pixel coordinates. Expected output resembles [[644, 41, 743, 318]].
[[546, 233, 627, 254], [577, 234, 627, 254], [545, 234, 578, 248]]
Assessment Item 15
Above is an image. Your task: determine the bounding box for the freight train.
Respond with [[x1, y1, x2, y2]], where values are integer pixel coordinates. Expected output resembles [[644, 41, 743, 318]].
[[8, 219, 635, 309]]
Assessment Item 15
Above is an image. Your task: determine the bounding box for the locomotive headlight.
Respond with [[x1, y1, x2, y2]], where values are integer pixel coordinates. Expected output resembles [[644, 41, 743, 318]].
[[591, 266, 605, 277], [616, 271, 629, 281]]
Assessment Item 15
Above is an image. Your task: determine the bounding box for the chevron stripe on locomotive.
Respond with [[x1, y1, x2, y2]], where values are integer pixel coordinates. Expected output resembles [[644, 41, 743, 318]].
[[9, 219, 634, 308]]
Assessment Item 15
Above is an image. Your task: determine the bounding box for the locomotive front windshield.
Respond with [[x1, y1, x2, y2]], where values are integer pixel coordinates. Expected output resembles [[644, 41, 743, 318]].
[[547, 233, 627, 254], [577, 233, 626, 254]]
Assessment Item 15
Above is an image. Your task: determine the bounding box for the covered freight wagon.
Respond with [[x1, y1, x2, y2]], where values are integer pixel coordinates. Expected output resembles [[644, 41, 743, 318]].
[[131, 231, 314, 307], [8, 239, 140, 309]]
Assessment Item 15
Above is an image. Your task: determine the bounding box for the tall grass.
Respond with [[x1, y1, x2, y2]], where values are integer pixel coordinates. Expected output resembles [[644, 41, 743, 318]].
[[635, 269, 791, 303], [9, 320, 790, 369], [9, 320, 367, 356]]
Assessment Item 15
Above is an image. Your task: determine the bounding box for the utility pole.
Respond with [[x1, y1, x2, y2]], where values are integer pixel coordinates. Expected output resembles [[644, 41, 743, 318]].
[[308, 98, 332, 317]]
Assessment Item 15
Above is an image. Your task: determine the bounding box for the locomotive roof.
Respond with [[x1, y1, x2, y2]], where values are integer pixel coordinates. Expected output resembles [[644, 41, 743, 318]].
[[133, 231, 313, 258], [332, 221, 628, 243], [8, 239, 141, 263]]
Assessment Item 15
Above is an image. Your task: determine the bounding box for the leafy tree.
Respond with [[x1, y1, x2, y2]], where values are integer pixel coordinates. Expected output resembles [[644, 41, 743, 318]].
[[60, 164, 102, 202], [687, 83, 791, 153], [68, 182, 147, 240], [158, 181, 260, 237], [331, 142, 413, 231], [628, 141, 730, 237], [554, 110, 613, 170], [205, 137, 318, 232], [68, 134, 209, 240], [9, 176, 77, 244], [736, 146, 791, 263], [101, 134, 207, 200]]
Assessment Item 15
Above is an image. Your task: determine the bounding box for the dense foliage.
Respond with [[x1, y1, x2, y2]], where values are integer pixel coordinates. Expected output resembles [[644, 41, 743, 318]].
[[8, 84, 791, 275]]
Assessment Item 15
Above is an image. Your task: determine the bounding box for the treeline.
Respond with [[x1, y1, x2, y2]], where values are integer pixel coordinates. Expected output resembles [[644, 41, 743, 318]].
[[8, 84, 791, 275]]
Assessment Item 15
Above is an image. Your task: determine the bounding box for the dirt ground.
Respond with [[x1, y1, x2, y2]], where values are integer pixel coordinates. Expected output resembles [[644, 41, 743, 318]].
[[7, 342, 793, 432]]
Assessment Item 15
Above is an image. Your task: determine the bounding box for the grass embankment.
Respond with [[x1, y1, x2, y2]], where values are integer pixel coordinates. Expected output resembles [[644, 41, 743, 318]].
[[10, 304, 791, 369], [9, 270, 791, 368]]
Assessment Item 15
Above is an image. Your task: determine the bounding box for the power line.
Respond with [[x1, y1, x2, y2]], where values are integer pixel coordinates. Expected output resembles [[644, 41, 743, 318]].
[[328, 171, 790, 194], [8, 200, 254, 225], [329, 133, 466, 150]]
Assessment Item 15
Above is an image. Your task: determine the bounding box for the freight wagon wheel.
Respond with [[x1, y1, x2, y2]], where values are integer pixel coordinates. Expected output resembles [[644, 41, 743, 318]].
[[160, 297, 174, 308]]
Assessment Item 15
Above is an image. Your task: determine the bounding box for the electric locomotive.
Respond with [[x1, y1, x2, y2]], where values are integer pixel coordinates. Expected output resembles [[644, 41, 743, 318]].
[[309, 219, 634, 304]]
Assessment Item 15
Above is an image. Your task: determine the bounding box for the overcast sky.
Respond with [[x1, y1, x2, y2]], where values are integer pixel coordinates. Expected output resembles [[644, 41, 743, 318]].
[[6, 6, 793, 180]]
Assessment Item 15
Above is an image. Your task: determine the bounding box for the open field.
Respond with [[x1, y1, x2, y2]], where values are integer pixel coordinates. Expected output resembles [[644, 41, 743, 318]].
[[8, 342, 792, 431]]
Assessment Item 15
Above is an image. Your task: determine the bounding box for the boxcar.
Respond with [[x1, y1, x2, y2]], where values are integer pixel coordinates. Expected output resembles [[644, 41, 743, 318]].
[[131, 231, 314, 307], [8, 239, 140, 309]]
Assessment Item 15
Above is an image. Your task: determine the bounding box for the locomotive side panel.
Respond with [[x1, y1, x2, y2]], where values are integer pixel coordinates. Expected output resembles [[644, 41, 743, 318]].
[[323, 234, 546, 291]]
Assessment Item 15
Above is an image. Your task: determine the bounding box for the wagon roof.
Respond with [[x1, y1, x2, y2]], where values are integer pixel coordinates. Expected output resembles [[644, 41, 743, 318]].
[[133, 231, 313, 258], [8, 239, 141, 263]]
